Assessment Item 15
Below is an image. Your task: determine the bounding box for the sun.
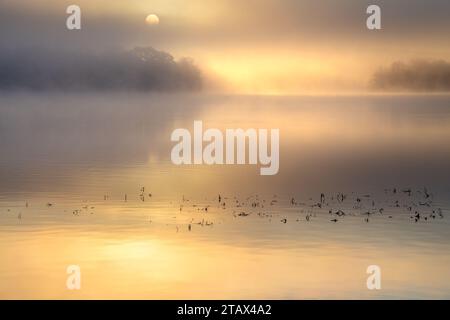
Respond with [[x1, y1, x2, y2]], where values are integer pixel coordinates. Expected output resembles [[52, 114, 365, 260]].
[[145, 14, 160, 25]]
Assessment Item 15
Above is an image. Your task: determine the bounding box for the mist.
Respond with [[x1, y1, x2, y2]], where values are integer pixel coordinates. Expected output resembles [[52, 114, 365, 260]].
[[370, 60, 450, 92], [0, 47, 202, 92]]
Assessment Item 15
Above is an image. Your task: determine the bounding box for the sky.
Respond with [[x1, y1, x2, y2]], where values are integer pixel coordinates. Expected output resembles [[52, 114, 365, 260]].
[[0, 0, 449, 93]]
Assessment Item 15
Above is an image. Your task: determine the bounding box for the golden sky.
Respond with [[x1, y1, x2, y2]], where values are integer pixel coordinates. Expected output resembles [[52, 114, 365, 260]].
[[1, 0, 450, 93]]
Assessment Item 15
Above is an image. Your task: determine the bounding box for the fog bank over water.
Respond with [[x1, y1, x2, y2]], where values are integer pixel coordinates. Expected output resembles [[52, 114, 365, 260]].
[[371, 60, 450, 92], [0, 47, 202, 92]]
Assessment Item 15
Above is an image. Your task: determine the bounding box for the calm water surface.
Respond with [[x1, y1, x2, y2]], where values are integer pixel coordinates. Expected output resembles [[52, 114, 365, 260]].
[[0, 93, 449, 299]]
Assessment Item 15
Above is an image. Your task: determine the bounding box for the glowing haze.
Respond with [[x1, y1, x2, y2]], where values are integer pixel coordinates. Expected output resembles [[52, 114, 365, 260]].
[[1, 0, 450, 93]]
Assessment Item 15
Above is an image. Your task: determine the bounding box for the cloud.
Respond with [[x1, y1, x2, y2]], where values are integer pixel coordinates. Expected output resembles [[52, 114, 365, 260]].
[[370, 60, 450, 92], [0, 47, 202, 91]]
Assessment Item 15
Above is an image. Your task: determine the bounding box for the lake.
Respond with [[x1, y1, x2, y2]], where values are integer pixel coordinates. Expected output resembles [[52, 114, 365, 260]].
[[0, 93, 449, 299]]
